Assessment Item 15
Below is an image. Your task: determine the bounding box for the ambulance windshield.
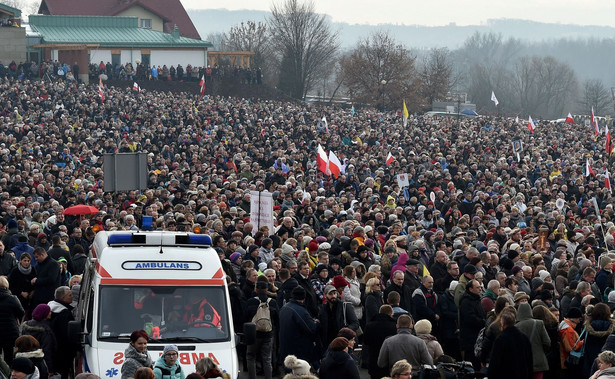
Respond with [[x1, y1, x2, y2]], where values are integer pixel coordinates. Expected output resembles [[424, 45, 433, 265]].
[[98, 286, 230, 342]]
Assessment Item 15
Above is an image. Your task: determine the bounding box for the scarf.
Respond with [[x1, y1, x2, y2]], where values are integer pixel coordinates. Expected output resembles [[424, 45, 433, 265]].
[[18, 263, 32, 275]]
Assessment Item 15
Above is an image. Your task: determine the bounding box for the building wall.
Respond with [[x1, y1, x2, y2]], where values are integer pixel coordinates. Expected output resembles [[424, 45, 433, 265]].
[[0, 27, 26, 65], [150, 50, 205, 68], [115, 6, 163, 33]]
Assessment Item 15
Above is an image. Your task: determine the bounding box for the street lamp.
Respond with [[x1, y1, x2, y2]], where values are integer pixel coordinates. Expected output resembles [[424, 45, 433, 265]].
[[380, 79, 387, 111]]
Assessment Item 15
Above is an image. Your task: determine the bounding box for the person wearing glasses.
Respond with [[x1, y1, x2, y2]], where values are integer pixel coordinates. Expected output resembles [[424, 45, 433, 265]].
[[153, 345, 185, 379], [390, 359, 412, 378]]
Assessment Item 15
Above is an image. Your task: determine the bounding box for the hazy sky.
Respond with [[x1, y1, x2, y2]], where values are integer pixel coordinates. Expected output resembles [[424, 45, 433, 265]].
[[181, 0, 615, 27]]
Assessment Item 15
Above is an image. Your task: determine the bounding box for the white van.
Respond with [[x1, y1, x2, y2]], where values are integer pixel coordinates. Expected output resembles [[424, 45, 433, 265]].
[[69, 231, 243, 378]]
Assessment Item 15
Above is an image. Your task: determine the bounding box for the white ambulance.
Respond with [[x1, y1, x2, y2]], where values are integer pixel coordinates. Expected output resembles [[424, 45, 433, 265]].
[[69, 231, 242, 378]]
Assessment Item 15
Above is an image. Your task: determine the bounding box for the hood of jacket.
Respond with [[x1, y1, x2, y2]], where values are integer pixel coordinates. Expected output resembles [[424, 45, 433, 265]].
[[324, 350, 352, 368], [516, 302, 533, 322], [585, 318, 615, 337], [21, 320, 48, 334], [417, 333, 437, 343], [396, 252, 409, 267], [15, 349, 45, 359], [48, 300, 70, 314]]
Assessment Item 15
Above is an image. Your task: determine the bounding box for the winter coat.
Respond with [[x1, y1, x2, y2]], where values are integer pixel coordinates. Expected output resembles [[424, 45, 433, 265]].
[[515, 303, 551, 372], [153, 355, 185, 379], [593, 367, 615, 379], [377, 328, 433, 376], [363, 313, 397, 379], [558, 318, 583, 369], [436, 290, 458, 340], [8, 264, 36, 311], [49, 299, 76, 373], [412, 286, 438, 323], [0, 250, 16, 276], [0, 288, 24, 340], [318, 301, 359, 348], [20, 319, 57, 372], [458, 291, 486, 351], [596, 269, 612, 295], [363, 291, 383, 323], [31, 255, 60, 307], [278, 299, 320, 362], [318, 350, 360, 379], [383, 282, 413, 313], [121, 344, 154, 379], [15, 350, 48, 378], [417, 333, 444, 361], [342, 276, 363, 320], [487, 325, 533, 379], [583, 318, 615, 377]]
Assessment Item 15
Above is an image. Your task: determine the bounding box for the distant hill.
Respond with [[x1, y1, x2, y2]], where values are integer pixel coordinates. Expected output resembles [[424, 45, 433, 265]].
[[188, 9, 615, 49]]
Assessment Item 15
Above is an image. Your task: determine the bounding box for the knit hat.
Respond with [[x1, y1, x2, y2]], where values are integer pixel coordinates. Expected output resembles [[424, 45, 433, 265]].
[[313, 264, 328, 276], [331, 275, 349, 289], [318, 242, 331, 251], [329, 337, 349, 351], [567, 307, 583, 319], [308, 240, 319, 252], [162, 344, 178, 356], [291, 286, 306, 300], [229, 252, 241, 263], [282, 244, 295, 256], [32, 304, 51, 321], [7, 219, 18, 230], [463, 264, 478, 274], [415, 319, 432, 334], [608, 291, 615, 303], [508, 250, 520, 260], [538, 270, 551, 281], [11, 358, 35, 375], [531, 277, 544, 290], [511, 266, 522, 275], [37, 232, 47, 240], [284, 355, 311, 376], [509, 243, 520, 251]]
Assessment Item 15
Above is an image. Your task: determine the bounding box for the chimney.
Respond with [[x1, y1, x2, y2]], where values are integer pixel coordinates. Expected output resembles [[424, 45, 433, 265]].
[[172, 24, 180, 39]]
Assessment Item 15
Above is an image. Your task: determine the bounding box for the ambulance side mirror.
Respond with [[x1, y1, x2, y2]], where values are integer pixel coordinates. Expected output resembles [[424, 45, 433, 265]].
[[242, 322, 256, 346], [68, 320, 85, 345]]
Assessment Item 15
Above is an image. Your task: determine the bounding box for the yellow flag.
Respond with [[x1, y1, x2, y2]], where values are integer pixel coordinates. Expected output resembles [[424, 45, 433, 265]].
[[422, 264, 430, 277], [402, 100, 409, 127]]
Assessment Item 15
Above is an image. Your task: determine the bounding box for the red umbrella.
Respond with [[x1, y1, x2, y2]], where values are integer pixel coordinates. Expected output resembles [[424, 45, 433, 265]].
[[63, 204, 100, 216]]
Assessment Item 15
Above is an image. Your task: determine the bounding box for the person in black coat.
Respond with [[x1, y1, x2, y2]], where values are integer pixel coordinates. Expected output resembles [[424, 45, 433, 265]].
[[245, 281, 279, 379], [488, 311, 533, 379], [31, 248, 60, 308], [363, 305, 397, 379], [20, 304, 57, 374], [48, 286, 76, 379], [363, 278, 384, 323], [47, 235, 75, 274], [293, 261, 319, 317], [384, 271, 413, 312], [318, 285, 359, 349], [319, 337, 360, 379], [437, 281, 461, 360], [8, 252, 36, 317], [458, 279, 486, 370], [278, 286, 320, 364], [0, 276, 25, 365]]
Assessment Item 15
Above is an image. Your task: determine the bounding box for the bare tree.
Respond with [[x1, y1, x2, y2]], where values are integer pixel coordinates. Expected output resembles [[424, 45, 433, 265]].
[[579, 78, 613, 116], [340, 31, 421, 111], [419, 48, 454, 107], [268, 0, 339, 99], [226, 21, 270, 69], [5, 0, 39, 17], [204, 32, 230, 51]]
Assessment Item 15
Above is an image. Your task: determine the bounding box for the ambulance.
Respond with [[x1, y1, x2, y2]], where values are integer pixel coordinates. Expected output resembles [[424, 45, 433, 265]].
[[69, 231, 244, 378]]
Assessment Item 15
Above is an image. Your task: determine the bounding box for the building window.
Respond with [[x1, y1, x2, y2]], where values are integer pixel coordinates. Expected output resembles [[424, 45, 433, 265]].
[[112, 53, 121, 67], [140, 18, 151, 29]]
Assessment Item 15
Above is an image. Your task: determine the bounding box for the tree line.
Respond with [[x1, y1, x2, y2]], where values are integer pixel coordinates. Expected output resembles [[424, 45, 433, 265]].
[[208, 0, 615, 119]]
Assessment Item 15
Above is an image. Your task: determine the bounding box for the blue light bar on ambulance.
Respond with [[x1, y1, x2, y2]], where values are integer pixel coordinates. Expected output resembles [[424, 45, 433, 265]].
[[175, 234, 212, 246], [107, 234, 146, 245]]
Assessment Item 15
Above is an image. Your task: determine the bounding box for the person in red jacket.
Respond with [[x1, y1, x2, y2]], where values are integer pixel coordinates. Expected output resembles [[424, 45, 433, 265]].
[[558, 307, 584, 377]]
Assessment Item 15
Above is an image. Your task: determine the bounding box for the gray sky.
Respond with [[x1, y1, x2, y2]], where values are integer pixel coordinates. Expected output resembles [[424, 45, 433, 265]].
[[181, 0, 615, 27]]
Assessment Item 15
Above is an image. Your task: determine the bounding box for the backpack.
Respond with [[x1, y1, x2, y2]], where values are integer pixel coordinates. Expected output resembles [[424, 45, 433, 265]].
[[251, 297, 272, 332], [473, 326, 486, 358]]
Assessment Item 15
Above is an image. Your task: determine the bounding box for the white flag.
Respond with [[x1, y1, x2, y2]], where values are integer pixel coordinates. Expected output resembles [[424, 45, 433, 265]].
[[491, 91, 499, 106]]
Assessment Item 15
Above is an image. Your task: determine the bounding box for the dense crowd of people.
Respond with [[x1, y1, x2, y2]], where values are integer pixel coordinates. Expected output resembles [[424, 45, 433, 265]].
[[1, 67, 615, 379]]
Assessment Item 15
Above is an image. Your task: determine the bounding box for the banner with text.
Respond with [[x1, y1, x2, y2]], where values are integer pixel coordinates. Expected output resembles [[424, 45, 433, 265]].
[[250, 190, 274, 236]]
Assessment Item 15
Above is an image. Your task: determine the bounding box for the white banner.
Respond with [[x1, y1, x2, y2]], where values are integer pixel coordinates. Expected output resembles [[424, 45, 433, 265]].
[[250, 190, 274, 236], [397, 173, 410, 188]]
